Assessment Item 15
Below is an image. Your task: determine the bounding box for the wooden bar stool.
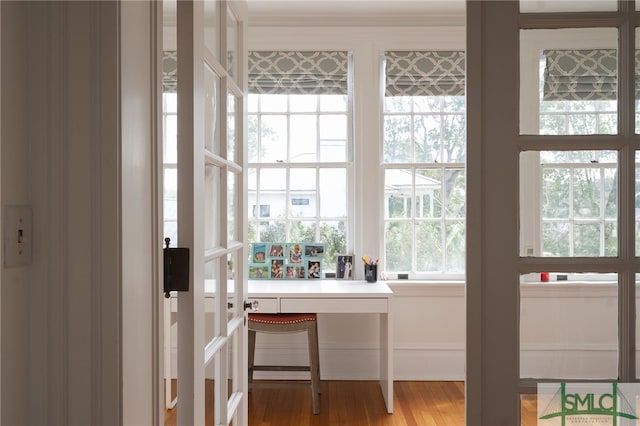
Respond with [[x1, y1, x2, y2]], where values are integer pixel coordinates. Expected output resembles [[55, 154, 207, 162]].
[[248, 313, 321, 414]]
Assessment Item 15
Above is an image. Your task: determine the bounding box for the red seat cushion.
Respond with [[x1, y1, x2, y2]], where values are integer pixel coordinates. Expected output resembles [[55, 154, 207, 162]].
[[248, 313, 317, 324]]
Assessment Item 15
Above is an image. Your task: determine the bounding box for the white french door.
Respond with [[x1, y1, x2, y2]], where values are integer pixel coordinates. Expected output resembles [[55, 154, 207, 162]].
[[175, 1, 248, 425]]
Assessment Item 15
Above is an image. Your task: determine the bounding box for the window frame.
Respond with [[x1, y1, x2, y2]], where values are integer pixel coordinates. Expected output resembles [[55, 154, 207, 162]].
[[381, 89, 466, 278], [247, 86, 353, 274]]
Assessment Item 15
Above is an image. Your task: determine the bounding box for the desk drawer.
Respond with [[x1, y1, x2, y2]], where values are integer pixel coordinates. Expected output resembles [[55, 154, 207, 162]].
[[280, 298, 387, 313], [249, 297, 278, 313]]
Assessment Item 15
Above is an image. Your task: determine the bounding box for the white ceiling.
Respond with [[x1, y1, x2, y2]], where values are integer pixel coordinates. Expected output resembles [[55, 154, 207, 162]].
[[246, 0, 465, 27]]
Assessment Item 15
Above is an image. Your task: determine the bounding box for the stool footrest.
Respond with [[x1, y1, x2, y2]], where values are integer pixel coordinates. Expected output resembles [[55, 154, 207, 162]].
[[251, 365, 310, 372], [250, 380, 313, 390]]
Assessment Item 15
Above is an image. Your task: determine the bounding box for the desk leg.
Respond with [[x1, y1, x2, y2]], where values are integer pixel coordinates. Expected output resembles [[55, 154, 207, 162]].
[[380, 310, 394, 413]]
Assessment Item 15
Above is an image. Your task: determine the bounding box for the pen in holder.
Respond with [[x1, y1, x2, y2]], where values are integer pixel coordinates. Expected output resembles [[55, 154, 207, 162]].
[[364, 263, 377, 283]]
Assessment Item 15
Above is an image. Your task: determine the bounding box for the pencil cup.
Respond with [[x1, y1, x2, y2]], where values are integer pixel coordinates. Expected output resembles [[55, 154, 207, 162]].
[[364, 264, 377, 283]]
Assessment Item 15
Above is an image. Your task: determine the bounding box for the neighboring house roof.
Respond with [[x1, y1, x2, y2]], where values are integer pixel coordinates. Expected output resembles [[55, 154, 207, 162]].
[[384, 169, 440, 196]]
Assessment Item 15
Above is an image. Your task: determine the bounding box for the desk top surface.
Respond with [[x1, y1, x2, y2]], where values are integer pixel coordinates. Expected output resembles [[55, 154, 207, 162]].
[[200, 279, 392, 298]]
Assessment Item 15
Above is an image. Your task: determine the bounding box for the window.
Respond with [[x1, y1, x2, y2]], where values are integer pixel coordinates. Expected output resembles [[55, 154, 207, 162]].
[[247, 51, 351, 271], [382, 51, 466, 276]]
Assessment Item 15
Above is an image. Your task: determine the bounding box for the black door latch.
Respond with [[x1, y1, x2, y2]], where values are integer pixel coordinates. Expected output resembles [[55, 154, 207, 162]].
[[163, 237, 189, 298]]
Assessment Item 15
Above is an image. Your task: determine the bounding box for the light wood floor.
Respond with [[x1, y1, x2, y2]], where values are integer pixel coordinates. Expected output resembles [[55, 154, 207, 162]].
[[164, 380, 538, 425]]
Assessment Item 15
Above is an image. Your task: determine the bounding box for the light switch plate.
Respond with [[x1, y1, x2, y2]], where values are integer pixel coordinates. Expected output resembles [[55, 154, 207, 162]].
[[4, 205, 32, 268]]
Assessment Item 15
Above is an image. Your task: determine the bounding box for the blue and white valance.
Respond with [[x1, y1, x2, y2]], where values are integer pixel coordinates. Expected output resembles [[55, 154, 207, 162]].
[[248, 51, 348, 95], [385, 51, 465, 97]]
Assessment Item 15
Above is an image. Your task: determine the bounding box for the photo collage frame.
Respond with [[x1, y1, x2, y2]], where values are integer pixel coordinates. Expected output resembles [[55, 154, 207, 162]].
[[249, 243, 325, 280]]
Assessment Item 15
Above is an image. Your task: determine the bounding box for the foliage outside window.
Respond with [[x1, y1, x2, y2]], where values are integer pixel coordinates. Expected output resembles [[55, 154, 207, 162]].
[[383, 51, 466, 275], [540, 151, 617, 257]]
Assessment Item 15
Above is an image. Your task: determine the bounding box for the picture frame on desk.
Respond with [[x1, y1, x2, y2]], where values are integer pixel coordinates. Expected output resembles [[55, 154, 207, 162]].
[[252, 244, 267, 263], [336, 254, 354, 280], [270, 259, 284, 279], [249, 264, 269, 279], [250, 242, 325, 280], [305, 244, 325, 258], [287, 243, 304, 264], [268, 243, 285, 258], [285, 265, 306, 279], [307, 260, 322, 279]]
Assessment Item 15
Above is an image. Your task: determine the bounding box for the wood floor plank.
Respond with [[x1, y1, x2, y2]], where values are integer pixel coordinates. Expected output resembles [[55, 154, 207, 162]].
[[165, 380, 538, 425]]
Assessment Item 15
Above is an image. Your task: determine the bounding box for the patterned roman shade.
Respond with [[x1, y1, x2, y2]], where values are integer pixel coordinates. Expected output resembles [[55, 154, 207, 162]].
[[248, 51, 348, 95], [163, 51, 177, 93], [542, 49, 622, 101], [385, 51, 465, 97]]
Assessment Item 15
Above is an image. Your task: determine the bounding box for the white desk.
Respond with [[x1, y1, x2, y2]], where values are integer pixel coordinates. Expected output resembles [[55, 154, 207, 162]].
[[247, 279, 394, 413], [167, 279, 394, 413]]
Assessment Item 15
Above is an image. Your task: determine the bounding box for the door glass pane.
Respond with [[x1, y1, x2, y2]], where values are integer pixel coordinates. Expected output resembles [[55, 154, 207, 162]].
[[164, 95, 178, 163], [163, 92, 178, 244], [226, 251, 238, 321], [164, 168, 178, 244], [205, 165, 221, 250], [227, 171, 237, 243], [636, 275, 640, 377], [520, 28, 618, 135], [204, 65, 220, 154], [225, 333, 236, 398], [636, 152, 640, 255], [204, 263, 217, 424], [520, 272, 618, 380], [636, 27, 640, 134], [227, 91, 237, 162], [520, 0, 616, 12], [204, 259, 219, 337], [520, 150, 618, 258], [203, 0, 218, 59], [226, 8, 238, 82]]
